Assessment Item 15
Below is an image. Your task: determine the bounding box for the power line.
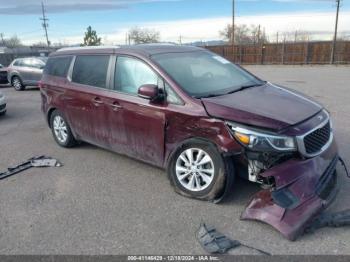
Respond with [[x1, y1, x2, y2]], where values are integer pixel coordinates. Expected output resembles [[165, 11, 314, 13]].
[[40, 1, 50, 47], [330, 0, 341, 64]]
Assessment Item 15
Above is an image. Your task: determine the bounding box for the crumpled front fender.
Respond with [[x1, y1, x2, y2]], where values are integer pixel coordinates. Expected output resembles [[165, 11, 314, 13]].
[[241, 140, 339, 241]]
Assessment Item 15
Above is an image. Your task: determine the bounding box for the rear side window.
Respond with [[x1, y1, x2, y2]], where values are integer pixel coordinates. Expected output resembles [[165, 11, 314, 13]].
[[72, 55, 110, 88], [44, 56, 72, 77]]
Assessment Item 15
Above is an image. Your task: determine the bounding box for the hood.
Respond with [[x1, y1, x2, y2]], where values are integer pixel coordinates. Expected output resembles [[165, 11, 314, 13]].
[[201, 83, 322, 131]]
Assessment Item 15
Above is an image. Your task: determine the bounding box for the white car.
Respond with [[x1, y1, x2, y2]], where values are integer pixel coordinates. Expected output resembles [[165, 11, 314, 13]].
[[0, 90, 6, 115]]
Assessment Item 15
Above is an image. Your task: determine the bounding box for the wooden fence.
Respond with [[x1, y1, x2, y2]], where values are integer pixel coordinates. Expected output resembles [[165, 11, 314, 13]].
[[205, 41, 350, 65]]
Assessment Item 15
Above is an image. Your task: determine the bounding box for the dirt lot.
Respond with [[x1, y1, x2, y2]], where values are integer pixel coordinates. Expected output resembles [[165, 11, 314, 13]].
[[0, 65, 349, 255]]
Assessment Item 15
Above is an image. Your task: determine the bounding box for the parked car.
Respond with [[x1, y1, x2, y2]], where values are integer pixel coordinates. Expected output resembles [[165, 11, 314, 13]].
[[0, 66, 8, 84], [0, 90, 6, 115], [7, 57, 47, 91], [40, 45, 338, 240]]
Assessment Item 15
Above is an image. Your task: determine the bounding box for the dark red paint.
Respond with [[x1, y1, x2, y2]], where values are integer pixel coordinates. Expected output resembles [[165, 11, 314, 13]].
[[40, 45, 339, 240], [138, 84, 159, 100]]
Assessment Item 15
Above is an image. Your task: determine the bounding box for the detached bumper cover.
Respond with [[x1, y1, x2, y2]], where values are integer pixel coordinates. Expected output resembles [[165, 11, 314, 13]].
[[241, 140, 339, 241]]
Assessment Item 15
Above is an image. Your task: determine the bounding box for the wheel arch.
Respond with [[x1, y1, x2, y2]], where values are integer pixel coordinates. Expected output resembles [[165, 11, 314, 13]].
[[10, 73, 21, 83], [47, 107, 57, 128]]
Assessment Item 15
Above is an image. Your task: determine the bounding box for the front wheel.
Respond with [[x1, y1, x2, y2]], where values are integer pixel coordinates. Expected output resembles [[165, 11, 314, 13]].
[[11, 76, 25, 91], [168, 140, 231, 201]]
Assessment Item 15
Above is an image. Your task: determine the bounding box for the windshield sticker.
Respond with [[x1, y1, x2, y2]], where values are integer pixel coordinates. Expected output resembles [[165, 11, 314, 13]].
[[212, 56, 230, 64]]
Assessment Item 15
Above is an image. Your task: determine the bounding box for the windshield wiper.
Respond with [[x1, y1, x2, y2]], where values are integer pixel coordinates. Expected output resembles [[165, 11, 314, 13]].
[[194, 94, 221, 99], [227, 81, 266, 95]]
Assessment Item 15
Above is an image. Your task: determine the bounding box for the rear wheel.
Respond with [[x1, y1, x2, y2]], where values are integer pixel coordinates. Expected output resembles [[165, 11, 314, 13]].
[[50, 110, 77, 148], [11, 76, 25, 91], [168, 140, 231, 201]]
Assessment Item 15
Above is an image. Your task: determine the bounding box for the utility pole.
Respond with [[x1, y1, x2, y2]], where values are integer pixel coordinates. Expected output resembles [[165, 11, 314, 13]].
[[331, 0, 341, 64], [231, 0, 235, 45], [0, 33, 4, 46], [276, 32, 279, 44], [179, 35, 182, 45], [40, 1, 50, 47]]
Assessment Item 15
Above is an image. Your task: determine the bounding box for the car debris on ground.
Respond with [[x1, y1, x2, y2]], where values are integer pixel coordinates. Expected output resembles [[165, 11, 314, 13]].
[[196, 223, 271, 255], [0, 155, 63, 180]]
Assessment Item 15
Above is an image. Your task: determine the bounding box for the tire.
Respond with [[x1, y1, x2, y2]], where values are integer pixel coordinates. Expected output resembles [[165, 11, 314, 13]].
[[0, 110, 6, 116], [50, 110, 77, 148], [167, 139, 232, 201], [11, 76, 25, 91]]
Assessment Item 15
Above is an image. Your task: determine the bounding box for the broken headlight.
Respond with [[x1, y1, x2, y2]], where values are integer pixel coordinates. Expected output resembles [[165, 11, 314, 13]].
[[227, 122, 296, 152]]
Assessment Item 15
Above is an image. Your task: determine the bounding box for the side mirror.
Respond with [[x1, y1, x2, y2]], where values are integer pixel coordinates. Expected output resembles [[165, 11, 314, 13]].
[[138, 84, 159, 100]]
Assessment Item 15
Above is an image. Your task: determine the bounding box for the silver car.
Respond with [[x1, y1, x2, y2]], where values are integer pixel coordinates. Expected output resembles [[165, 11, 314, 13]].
[[0, 90, 6, 115], [7, 57, 47, 91]]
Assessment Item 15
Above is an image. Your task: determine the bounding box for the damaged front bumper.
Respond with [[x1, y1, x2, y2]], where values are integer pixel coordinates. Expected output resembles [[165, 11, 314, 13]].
[[241, 140, 339, 241]]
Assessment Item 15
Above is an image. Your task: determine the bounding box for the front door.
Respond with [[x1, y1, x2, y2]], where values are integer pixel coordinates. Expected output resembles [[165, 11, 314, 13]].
[[106, 55, 167, 166]]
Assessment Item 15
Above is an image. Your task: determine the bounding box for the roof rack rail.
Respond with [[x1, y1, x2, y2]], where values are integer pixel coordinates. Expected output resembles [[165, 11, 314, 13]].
[[136, 43, 177, 46], [57, 45, 120, 52]]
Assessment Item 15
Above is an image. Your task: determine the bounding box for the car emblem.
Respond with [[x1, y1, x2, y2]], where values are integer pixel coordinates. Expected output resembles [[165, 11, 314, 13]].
[[317, 115, 324, 121]]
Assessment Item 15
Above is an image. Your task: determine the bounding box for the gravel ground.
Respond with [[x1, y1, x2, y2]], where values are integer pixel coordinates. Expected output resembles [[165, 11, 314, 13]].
[[0, 65, 349, 255]]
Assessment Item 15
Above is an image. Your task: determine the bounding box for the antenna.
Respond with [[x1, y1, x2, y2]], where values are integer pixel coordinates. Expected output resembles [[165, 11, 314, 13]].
[[40, 1, 50, 47]]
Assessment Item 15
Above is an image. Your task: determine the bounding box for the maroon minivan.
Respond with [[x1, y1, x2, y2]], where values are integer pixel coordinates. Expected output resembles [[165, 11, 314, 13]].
[[40, 45, 338, 240]]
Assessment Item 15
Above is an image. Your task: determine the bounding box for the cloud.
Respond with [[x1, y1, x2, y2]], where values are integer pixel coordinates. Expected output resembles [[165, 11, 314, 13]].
[[0, 0, 182, 15], [19, 10, 350, 45]]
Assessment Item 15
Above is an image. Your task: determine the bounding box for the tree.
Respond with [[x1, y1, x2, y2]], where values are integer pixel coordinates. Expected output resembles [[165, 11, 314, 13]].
[[128, 27, 160, 44], [220, 24, 268, 45], [2, 35, 22, 48], [82, 26, 101, 46]]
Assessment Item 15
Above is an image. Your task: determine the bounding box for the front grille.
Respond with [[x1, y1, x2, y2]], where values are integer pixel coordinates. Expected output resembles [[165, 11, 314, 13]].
[[304, 121, 331, 155]]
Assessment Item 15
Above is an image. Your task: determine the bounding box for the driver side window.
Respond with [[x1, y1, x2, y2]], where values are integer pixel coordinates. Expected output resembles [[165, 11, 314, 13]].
[[114, 56, 158, 95]]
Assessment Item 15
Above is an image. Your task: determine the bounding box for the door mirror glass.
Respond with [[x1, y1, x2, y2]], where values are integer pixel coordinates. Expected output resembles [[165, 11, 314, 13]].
[[138, 84, 159, 100]]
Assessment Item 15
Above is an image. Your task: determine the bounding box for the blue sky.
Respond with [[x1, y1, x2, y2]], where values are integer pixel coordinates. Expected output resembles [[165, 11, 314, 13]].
[[0, 0, 349, 44]]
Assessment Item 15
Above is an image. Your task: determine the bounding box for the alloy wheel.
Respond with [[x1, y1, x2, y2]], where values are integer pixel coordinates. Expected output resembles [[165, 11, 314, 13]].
[[175, 148, 215, 192], [12, 78, 22, 90], [53, 115, 68, 144]]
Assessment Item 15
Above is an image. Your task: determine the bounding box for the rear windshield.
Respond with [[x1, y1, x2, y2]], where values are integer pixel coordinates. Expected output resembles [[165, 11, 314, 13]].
[[152, 51, 263, 98], [44, 56, 72, 77]]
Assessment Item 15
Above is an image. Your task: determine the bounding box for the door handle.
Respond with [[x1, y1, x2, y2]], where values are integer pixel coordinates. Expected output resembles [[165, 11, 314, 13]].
[[92, 97, 104, 106], [108, 102, 123, 111]]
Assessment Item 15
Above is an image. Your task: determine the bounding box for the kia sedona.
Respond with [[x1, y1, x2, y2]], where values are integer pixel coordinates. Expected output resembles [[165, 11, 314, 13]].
[[40, 45, 338, 240]]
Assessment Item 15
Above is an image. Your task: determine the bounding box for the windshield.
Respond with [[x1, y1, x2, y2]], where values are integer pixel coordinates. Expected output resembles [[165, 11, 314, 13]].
[[152, 51, 264, 98]]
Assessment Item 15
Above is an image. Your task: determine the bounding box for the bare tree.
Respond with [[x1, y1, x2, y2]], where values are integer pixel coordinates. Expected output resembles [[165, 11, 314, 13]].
[[128, 27, 160, 44], [281, 30, 311, 43], [2, 35, 22, 48], [220, 24, 268, 45]]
